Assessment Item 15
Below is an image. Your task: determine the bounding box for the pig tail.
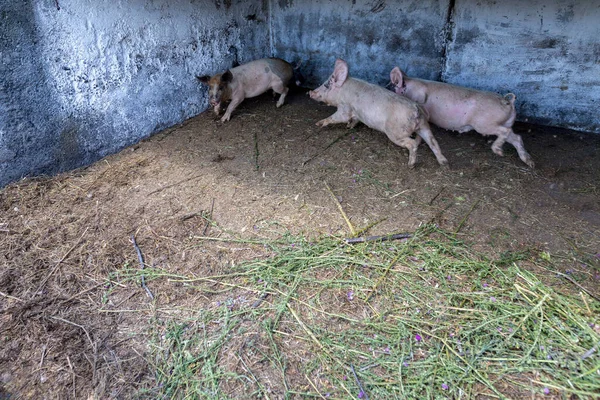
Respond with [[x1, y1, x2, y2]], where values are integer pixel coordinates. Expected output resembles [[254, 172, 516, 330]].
[[503, 93, 516, 104]]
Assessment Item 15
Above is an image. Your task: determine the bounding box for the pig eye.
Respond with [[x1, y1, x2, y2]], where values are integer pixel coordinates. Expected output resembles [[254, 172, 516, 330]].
[[324, 80, 331, 89]]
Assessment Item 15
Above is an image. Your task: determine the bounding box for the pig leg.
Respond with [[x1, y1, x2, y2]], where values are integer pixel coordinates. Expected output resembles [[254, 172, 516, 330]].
[[490, 134, 507, 157], [386, 134, 419, 168], [505, 130, 535, 168], [272, 81, 289, 108], [221, 96, 244, 122], [416, 126, 448, 166], [413, 134, 422, 147], [316, 107, 352, 128], [491, 129, 534, 168], [347, 117, 359, 129]]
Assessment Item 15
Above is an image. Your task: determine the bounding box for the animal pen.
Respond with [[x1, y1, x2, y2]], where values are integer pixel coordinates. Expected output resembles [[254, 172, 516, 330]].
[[1, 1, 599, 398]]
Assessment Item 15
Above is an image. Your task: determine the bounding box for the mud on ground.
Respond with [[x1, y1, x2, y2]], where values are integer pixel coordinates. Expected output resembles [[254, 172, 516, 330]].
[[1, 89, 599, 398]]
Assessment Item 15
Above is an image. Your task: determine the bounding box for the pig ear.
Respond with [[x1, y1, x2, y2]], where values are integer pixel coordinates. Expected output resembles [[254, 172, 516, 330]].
[[221, 70, 233, 83], [390, 67, 403, 87], [197, 75, 211, 84], [332, 59, 349, 87]]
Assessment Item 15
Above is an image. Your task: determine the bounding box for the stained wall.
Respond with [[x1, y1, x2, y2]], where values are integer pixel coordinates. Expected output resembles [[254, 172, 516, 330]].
[[272, 0, 600, 132], [2, 0, 598, 186], [0, 0, 269, 186]]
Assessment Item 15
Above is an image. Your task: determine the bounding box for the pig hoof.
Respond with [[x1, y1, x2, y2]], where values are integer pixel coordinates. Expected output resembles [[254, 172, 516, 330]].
[[492, 147, 504, 157], [525, 158, 535, 168], [220, 116, 230, 123]]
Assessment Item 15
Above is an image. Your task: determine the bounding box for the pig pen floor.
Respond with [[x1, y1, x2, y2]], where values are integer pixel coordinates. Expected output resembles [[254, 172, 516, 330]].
[[1, 89, 599, 398]]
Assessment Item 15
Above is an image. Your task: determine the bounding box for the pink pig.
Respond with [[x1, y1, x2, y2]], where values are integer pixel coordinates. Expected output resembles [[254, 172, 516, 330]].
[[309, 59, 448, 168], [198, 58, 294, 122], [390, 67, 534, 168]]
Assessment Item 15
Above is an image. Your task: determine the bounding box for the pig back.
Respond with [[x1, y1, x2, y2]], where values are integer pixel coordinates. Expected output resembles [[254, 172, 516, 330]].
[[416, 80, 516, 130], [228, 58, 294, 98], [343, 78, 421, 133], [263, 58, 294, 84]]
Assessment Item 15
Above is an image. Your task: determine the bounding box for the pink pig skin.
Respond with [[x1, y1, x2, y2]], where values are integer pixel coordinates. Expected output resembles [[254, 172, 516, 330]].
[[309, 59, 448, 169], [390, 67, 534, 168], [197, 58, 294, 122]]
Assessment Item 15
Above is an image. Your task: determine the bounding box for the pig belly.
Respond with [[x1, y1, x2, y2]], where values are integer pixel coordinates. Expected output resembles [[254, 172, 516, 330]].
[[348, 89, 415, 133], [242, 76, 277, 98], [426, 92, 512, 133], [353, 104, 394, 133], [427, 102, 476, 132]]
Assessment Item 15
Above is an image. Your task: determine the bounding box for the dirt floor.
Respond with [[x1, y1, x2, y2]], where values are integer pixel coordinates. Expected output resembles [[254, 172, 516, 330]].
[[1, 88, 599, 398]]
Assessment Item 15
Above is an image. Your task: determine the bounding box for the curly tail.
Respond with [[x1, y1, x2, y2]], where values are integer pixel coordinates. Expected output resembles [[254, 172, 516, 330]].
[[503, 93, 517, 127], [503, 93, 516, 105]]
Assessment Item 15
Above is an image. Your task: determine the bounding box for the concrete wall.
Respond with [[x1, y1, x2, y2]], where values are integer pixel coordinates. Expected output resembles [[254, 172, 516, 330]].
[[1, 0, 598, 186], [272, 0, 600, 133], [0, 0, 269, 187], [271, 0, 450, 86], [443, 0, 600, 132], [0, 1, 62, 186]]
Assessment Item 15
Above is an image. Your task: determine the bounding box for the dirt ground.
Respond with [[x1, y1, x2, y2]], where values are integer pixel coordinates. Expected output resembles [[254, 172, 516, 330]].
[[1, 88, 599, 398]]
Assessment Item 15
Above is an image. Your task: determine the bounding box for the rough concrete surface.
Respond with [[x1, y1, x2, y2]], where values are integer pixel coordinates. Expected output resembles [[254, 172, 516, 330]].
[[271, 0, 450, 86], [271, 0, 599, 134], [1, 0, 269, 186], [1, 1, 63, 187], [443, 0, 600, 132]]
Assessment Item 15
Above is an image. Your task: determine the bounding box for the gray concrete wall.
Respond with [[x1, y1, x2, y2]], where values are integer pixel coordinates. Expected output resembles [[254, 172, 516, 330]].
[[271, 0, 600, 134], [443, 0, 600, 132], [0, 0, 269, 186], [271, 0, 450, 86], [1, 1, 62, 186], [2, 0, 599, 186]]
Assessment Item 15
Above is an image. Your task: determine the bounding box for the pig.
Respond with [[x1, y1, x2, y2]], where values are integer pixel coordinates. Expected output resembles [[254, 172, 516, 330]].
[[197, 58, 294, 122], [390, 67, 534, 168], [309, 59, 448, 168]]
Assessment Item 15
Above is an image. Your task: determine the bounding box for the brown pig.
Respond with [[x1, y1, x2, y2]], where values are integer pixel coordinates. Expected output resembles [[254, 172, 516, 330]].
[[309, 59, 448, 168], [197, 58, 294, 122], [390, 67, 534, 168]]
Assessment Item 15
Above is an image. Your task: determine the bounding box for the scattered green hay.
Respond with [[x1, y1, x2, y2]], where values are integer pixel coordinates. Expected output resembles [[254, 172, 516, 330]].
[[351, 168, 394, 195], [122, 226, 599, 399]]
